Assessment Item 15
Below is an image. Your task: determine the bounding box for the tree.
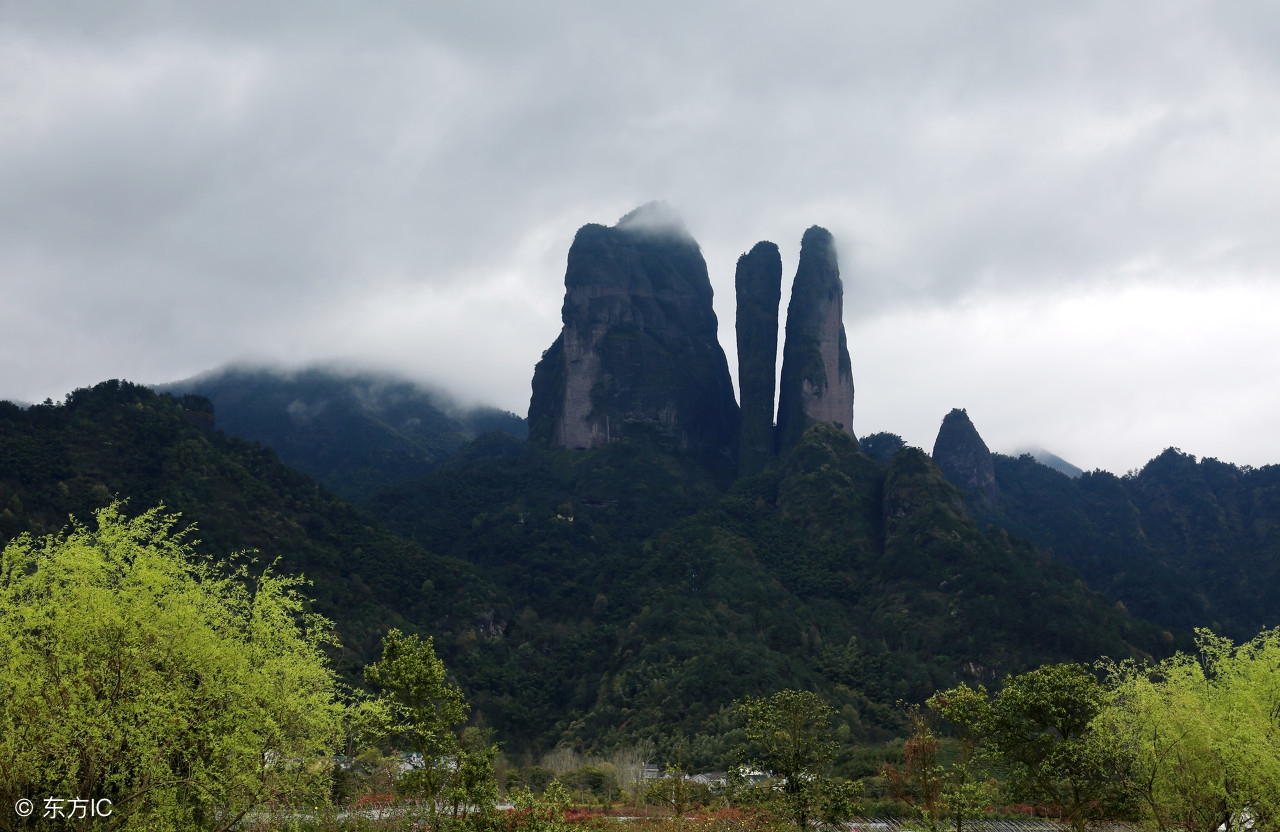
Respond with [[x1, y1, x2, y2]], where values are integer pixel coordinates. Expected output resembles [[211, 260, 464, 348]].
[[927, 684, 997, 832], [882, 704, 944, 831], [883, 687, 996, 832], [363, 628, 496, 821], [984, 664, 1131, 832], [0, 504, 345, 831], [1104, 628, 1280, 832], [443, 726, 500, 820], [735, 689, 860, 829]]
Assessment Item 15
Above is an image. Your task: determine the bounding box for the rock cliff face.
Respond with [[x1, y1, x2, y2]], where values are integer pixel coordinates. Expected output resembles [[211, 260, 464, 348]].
[[527, 204, 739, 461], [775, 226, 855, 453], [735, 241, 782, 476], [931, 408, 999, 509]]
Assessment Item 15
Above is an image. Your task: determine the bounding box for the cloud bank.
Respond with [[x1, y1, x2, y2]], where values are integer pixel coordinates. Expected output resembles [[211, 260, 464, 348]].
[[3, 1, 1280, 472]]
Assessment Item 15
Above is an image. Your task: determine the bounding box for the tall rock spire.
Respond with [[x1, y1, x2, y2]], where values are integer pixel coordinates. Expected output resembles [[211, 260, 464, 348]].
[[735, 241, 782, 476], [775, 226, 855, 453], [931, 408, 999, 509], [527, 203, 739, 462]]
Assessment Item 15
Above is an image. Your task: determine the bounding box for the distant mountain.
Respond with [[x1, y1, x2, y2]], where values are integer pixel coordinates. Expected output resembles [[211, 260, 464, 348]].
[[1015, 446, 1084, 479], [775, 227, 856, 454], [932, 409, 998, 509], [931, 412, 1280, 638], [163, 366, 526, 501], [735, 241, 783, 477], [9, 205, 1236, 774]]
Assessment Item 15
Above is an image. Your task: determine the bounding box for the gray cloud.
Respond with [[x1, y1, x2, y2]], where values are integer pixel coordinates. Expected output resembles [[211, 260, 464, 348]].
[[3, 1, 1279, 470]]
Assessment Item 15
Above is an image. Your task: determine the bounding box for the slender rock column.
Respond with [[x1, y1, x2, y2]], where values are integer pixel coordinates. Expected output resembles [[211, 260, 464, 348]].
[[776, 226, 855, 453], [735, 241, 782, 476]]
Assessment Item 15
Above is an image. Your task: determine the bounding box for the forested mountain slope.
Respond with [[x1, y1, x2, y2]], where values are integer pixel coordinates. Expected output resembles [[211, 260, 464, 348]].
[[367, 423, 1172, 766], [978, 448, 1280, 639], [0, 380, 498, 676], [163, 366, 526, 501], [1, 380, 1174, 772]]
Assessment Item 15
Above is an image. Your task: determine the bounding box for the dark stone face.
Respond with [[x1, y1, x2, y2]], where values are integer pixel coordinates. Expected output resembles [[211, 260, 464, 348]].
[[776, 226, 855, 454], [735, 241, 782, 477], [931, 408, 999, 509], [528, 204, 739, 463]]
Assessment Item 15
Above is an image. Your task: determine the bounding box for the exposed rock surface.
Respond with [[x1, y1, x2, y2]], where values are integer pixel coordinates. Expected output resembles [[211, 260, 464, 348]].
[[775, 226, 855, 453], [931, 408, 999, 509], [527, 203, 739, 461], [735, 241, 782, 476]]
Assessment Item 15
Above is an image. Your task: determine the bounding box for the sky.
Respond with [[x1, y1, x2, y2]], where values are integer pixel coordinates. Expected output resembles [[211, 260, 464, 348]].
[[3, 1, 1280, 474]]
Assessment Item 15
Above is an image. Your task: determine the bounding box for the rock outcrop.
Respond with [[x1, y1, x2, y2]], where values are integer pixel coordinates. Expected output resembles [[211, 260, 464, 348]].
[[735, 241, 782, 476], [931, 408, 999, 509], [527, 203, 739, 461], [775, 226, 855, 453]]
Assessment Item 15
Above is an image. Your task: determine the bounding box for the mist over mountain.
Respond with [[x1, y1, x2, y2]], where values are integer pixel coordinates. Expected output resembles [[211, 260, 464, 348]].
[[163, 365, 526, 501], [1015, 446, 1084, 479]]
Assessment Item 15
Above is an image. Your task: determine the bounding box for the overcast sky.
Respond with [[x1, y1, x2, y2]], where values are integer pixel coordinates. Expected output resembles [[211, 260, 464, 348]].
[[3, 1, 1279, 474]]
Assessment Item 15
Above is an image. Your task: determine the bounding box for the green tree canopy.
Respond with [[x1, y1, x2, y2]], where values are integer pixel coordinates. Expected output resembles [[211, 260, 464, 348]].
[[0, 504, 344, 831], [364, 628, 497, 820], [1104, 628, 1280, 832], [984, 663, 1131, 832], [735, 689, 859, 829]]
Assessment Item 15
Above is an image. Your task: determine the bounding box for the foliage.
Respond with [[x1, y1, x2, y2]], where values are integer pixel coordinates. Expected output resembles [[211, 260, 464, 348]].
[[164, 365, 526, 502], [446, 727, 502, 821], [0, 504, 345, 830], [882, 706, 944, 828], [645, 772, 709, 817], [1103, 628, 1280, 832], [858, 432, 907, 466], [734, 689, 860, 829], [0, 380, 500, 678], [364, 629, 498, 822], [982, 447, 1280, 641], [883, 687, 997, 832], [983, 663, 1132, 832], [925, 684, 996, 832], [0, 380, 1171, 767]]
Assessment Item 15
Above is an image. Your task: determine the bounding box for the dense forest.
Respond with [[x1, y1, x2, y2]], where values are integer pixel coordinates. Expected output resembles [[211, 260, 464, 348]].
[[1, 377, 1174, 774], [6, 371, 1280, 831], [961, 433, 1280, 639]]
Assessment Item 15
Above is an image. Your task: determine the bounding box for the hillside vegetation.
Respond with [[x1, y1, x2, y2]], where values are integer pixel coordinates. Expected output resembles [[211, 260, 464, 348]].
[[1, 380, 1173, 773], [975, 448, 1280, 638]]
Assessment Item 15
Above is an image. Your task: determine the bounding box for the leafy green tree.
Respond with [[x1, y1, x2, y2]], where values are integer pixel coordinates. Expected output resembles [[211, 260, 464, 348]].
[[364, 628, 497, 821], [0, 504, 345, 831], [735, 689, 860, 829], [444, 727, 501, 820], [928, 685, 998, 832], [1104, 628, 1280, 832], [984, 663, 1131, 832]]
